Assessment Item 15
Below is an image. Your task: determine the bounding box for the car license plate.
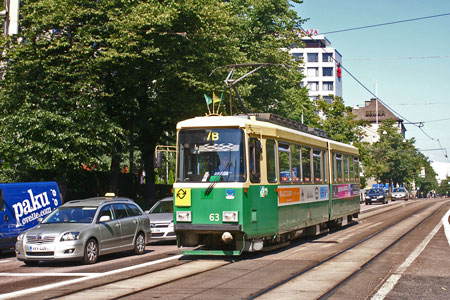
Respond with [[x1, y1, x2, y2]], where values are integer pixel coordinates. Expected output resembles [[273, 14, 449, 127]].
[[29, 245, 50, 252], [152, 228, 163, 233]]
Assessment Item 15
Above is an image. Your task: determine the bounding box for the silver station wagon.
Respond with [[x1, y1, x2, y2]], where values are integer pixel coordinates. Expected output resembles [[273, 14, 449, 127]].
[[15, 196, 151, 265]]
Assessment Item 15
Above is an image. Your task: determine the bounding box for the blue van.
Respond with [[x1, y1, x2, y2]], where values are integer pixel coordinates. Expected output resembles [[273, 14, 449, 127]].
[[0, 182, 61, 251]]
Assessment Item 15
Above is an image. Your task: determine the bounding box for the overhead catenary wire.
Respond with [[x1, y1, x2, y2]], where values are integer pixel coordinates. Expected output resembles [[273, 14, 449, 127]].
[[321, 13, 450, 35], [297, 26, 449, 161]]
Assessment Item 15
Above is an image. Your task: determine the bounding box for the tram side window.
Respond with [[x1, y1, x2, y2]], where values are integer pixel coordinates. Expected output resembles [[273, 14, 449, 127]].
[[313, 149, 322, 183], [302, 146, 311, 183], [291, 145, 301, 182], [344, 155, 349, 182], [349, 156, 355, 181], [336, 153, 343, 182], [266, 139, 277, 183], [354, 157, 360, 179], [322, 151, 328, 183], [249, 138, 262, 183], [279, 142, 291, 182], [332, 152, 336, 183]]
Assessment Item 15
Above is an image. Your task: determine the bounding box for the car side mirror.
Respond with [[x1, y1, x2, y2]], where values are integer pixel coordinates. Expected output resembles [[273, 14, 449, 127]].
[[99, 215, 111, 222]]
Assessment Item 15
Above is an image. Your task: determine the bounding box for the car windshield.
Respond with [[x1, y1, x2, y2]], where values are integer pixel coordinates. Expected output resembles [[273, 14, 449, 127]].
[[149, 201, 173, 214], [393, 188, 406, 192], [367, 189, 381, 194], [43, 206, 97, 224]]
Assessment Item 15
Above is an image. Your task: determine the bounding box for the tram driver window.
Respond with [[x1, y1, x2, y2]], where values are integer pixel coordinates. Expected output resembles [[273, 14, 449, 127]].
[[249, 138, 262, 183], [266, 139, 277, 183], [279, 142, 291, 182]]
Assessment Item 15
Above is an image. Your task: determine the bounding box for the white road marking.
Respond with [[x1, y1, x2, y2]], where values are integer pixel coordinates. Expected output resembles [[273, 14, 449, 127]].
[[0, 254, 183, 300], [370, 218, 443, 300], [443, 209, 450, 247], [0, 261, 11, 264], [0, 273, 94, 277]]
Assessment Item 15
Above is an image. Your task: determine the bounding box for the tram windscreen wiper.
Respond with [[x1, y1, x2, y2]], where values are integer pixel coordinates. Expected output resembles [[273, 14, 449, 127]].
[[204, 160, 232, 196]]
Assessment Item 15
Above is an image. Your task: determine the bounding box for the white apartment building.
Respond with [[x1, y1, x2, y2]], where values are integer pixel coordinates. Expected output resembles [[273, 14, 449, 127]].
[[290, 34, 342, 103]]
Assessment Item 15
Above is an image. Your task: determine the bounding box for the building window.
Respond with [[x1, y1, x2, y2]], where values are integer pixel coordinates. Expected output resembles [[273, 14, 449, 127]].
[[292, 53, 303, 61], [307, 67, 319, 77], [322, 53, 333, 62], [323, 81, 333, 91], [307, 82, 319, 91], [307, 53, 318, 62], [323, 67, 333, 76]]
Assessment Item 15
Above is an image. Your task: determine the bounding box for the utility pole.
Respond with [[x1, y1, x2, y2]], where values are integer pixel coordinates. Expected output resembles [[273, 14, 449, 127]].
[[0, 0, 19, 36]]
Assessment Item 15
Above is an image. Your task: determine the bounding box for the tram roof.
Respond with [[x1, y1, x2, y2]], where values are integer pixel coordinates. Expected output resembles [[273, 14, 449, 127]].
[[177, 114, 358, 155]]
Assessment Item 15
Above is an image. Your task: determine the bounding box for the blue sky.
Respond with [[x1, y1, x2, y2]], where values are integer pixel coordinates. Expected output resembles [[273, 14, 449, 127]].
[[293, 0, 450, 163]]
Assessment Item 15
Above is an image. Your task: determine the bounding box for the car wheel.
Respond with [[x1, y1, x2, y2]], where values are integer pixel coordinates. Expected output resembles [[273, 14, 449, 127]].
[[133, 232, 146, 255], [24, 260, 39, 266], [83, 238, 98, 264]]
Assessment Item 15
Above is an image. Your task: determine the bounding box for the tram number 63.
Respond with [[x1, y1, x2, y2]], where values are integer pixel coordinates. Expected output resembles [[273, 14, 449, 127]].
[[209, 213, 220, 222]]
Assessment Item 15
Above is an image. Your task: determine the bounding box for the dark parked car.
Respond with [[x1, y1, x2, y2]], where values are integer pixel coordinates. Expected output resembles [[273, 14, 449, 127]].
[[15, 196, 151, 265], [365, 188, 388, 205]]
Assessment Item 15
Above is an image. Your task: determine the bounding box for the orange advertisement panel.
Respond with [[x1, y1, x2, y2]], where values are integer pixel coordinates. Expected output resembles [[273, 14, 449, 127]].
[[278, 186, 301, 206]]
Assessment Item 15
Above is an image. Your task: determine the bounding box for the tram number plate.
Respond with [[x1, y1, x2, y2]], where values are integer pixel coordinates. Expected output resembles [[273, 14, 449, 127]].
[[209, 213, 220, 222], [29, 245, 49, 252]]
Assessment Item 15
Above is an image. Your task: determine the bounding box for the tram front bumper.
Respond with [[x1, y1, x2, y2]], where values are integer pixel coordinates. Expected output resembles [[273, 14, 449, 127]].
[[174, 223, 242, 232]]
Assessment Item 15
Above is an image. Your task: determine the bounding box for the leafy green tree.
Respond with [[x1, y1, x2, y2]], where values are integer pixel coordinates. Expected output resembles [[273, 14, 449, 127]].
[[413, 154, 438, 197], [437, 177, 450, 197], [361, 119, 426, 188], [314, 96, 367, 144], [0, 0, 311, 201]]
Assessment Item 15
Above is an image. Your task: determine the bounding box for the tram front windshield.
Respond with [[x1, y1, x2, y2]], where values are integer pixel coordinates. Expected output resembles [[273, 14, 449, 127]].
[[177, 129, 246, 182]]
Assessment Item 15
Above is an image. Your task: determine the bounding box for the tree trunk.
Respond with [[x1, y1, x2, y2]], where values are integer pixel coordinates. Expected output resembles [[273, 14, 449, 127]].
[[142, 146, 156, 206], [110, 153, 121, 195]]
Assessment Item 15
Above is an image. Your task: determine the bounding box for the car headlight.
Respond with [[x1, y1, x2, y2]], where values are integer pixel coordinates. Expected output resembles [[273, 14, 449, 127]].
[[17, 233, 25, 241], [223, 211, 238, 222], [377, 195, 384, 199], [365, 196, 370, 199], [176, 211, 191, 222], [60, 232, 80, 241]]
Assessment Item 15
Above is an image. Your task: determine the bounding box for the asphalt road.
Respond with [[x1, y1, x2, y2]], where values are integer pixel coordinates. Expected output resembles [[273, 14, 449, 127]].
[[0, 198, 449, 300]]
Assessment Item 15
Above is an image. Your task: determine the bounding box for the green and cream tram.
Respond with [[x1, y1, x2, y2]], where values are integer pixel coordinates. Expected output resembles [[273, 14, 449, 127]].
[[173, 113, 360, 255]]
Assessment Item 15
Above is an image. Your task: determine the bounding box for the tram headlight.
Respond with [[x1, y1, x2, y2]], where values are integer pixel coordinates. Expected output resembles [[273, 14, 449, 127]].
[[176, 211, 192, 222], [222, 211, 238, 223]]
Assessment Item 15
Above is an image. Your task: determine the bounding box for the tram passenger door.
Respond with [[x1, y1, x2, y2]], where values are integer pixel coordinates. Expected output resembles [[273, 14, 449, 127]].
[[248, 138, 263, 233]]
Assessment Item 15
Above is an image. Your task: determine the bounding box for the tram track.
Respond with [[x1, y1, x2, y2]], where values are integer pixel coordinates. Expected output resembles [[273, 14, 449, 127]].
[[250, 199, 449, 299], [7, 199, 447, 300]]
